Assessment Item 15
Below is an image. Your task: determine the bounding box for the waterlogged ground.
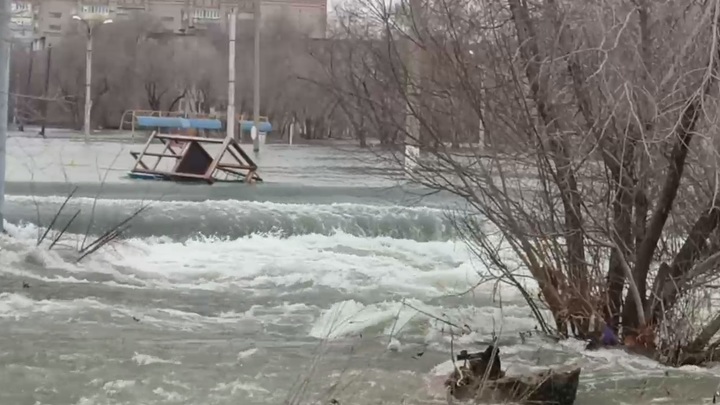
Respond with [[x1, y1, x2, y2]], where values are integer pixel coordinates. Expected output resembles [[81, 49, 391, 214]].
[[1, 136, 720, 404]]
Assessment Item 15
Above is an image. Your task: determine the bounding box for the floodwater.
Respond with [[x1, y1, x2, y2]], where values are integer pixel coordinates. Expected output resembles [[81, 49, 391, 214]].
[[1, 135, 719, 405]]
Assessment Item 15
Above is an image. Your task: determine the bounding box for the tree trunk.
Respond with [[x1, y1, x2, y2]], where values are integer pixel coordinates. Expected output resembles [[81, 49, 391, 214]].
[[508, 0, 590, 334], [625, 95, 707, 332], [606, 161, 635, 330], [649, 199, 720, 323]]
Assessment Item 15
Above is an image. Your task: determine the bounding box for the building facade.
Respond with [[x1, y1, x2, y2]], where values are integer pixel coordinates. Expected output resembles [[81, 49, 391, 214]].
[[10, 1, 35, 43], [11, 0, 327, 48]]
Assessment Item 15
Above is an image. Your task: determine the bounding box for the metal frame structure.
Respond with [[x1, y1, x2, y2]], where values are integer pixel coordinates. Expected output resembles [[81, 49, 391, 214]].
[[128, 116, 261, 184]]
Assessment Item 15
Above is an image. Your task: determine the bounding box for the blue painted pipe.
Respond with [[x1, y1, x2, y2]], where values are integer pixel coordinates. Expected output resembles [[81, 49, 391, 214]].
[[239, 120, 273, 132]]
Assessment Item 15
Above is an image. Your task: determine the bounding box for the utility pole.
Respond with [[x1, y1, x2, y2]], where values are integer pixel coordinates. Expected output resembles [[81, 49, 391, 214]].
[[72, 15, 112, 142], [0, 0, 10, 232], [226, 7, 237, 141], [83, 24, 92, 141], [251, 0, 261, 152], [39, 45, 52, 137], [19, 44, 33, 132]]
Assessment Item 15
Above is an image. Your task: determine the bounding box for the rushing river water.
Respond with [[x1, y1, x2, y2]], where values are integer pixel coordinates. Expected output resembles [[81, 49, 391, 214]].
[[1, 137, 720, 404]]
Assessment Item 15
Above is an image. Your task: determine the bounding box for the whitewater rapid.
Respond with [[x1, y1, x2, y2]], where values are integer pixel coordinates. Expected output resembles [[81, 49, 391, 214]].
[[2, 140, 720, 404], [2, 198, 720, 405]]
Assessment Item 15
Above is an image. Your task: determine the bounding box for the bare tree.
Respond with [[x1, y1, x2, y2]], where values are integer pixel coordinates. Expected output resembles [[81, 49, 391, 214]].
[[46, 17, 156, 129], [134, 37, 190, 112], [15, 17, 218, 128], [322, 0, 720, 366], [10, 13, 331, 138], [172, 36, 225, 114]]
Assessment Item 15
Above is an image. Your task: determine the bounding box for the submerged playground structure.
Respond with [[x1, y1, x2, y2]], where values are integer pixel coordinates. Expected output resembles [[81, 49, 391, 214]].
[[126, 113, 272, 184]]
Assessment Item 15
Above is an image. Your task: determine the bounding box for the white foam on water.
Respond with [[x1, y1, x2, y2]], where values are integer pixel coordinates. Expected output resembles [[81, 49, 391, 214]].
[[102, 379, 136, 395], [11, 200, 718, 404], [152, 387, 185, 402], [1, 210, 527, 299], [1, 219, 543, 367], [0, 223, 168, 291], [237, 348, 259, 360], [0, 291, 310, 334], [0, 292, 107, 319], [107, 231, 505, 297], [1, 220, 489, 296], [310, 299, 380, 339], [5, 195, 448, 226], [132, 353, 181, 366], [212, 379, 270, 397], [5, 195, 426, 211], [310, 297, 545, 341], [308, 298, 468, 340]]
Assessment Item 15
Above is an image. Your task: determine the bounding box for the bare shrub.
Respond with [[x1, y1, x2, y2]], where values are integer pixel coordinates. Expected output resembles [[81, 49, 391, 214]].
[[320, 0, 720, 366]]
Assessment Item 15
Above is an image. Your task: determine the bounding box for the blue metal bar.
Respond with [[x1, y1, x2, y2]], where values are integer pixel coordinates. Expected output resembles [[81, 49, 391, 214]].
[[239, 120, 272, 132], [136, 116, 222, 130]]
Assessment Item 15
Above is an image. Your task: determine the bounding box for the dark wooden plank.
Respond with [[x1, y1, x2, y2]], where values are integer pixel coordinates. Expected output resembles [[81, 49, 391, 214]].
[[139, 152, 181, 158], [132, 168, 210, 180], [217, 163, 257, 170], [154, 134, 224, 143]]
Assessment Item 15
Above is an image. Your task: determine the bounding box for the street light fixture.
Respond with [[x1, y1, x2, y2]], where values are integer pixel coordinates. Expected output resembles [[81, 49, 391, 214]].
[[72, 14, 112, 142]]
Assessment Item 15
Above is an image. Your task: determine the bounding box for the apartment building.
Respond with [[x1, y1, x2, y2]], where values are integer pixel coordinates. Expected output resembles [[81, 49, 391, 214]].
[[14, 0, 327, 48], [10, 1, 35, 43]]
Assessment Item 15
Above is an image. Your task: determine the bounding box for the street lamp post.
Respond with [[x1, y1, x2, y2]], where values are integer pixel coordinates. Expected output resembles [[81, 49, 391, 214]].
[[72, 15, 112, 142], [0, 0, 11, 232], [227, 7, 237, 142], [251, 0, 261, 153]]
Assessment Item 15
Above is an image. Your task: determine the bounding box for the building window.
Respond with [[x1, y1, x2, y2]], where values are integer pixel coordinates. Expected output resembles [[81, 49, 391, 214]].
[[11, 17, 32, 26], [50, 12, 62, 18], [117, 0, 145, 10], [193, 0, 218, 7], [192, 8, 220, 20], [11, 2, 29, 12], [81, 5, 110, 15], [48, 24, 61, 31]]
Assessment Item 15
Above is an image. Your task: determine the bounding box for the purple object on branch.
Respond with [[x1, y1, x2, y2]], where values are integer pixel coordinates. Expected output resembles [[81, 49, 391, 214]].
[[601, 324, 619, 346]]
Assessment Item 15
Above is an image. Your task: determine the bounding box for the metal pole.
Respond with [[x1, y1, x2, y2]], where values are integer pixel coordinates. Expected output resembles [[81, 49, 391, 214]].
[[251, 0, 260, 152], [289, 119, 294, 145], [83, 25, 92, 142], [226, 7, 236, 141], [0, 0, 10, 232], [10, 42, 18, 130], [20, 44, 33, 132], [39, 45, 51, 137]]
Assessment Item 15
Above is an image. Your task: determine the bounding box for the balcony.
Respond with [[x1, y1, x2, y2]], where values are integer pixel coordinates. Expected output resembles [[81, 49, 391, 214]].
[[188, 8, 222, 30], [10, 1, 34, 42], [11, 1, 30, 13], [192, 8, 221, 21], [116, 0, 146, 9], [77, 4, 112, 18]]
